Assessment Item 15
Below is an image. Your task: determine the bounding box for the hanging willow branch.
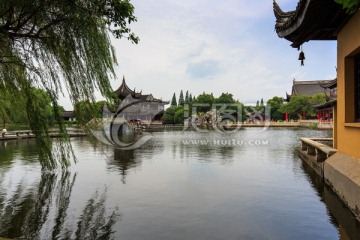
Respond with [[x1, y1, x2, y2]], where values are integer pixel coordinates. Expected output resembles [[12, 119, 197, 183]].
[[0, 0, 138, 169]]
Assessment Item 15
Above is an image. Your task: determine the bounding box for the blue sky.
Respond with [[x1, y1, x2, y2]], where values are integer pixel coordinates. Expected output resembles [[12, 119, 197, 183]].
[[60, 0, 337, 110]]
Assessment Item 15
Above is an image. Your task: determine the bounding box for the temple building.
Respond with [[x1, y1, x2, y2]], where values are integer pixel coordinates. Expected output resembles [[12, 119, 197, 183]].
[[285, 79, 336, 121], [273, 0, 360, 219], [113, 77, 169, 122], [285, 79, 333, 102], [314, 78, 337, 122]]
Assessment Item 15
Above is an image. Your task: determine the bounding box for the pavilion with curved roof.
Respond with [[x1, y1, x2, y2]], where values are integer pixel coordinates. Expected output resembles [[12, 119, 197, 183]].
[[113, 77, 169, 122]]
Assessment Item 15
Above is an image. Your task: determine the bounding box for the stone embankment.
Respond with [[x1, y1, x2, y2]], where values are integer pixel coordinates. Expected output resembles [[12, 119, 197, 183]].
[[298, 138, 360, 220]]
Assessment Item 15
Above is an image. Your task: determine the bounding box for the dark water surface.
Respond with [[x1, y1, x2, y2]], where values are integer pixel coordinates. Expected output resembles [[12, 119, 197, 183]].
[[0, 128, 359, 239]]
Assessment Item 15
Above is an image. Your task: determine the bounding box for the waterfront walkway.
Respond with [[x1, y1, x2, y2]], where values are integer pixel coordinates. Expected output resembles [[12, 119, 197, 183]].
[[0, 129, 86, 141]]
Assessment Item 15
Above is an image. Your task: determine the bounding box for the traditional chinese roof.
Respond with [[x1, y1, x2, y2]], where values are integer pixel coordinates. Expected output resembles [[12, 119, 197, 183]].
[[313, 99, 337, 110], [273, 0, 351, 48], [291, 79, 333, 96], [285, 92, 292, 102], [61, 111, 75, 118], [320, 78, 337, 89], [114, 76, 169, 104], [114, 76, 141, 100]]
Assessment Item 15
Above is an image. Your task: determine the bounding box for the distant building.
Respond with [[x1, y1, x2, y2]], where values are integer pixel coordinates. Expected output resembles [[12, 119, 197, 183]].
[[113, 77, 169, 122], [314, 79, 337, 122], [61, 111, 76, 121], [284, 79, 335, 120], [285, 79, 333, 102]]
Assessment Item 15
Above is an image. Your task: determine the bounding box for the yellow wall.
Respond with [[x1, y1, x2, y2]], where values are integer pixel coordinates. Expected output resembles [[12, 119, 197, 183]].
[[336, 10, 360, 159]]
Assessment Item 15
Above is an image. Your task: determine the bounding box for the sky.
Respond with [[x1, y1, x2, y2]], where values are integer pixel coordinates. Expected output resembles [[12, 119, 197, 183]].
[[60, 0, 338, 110]]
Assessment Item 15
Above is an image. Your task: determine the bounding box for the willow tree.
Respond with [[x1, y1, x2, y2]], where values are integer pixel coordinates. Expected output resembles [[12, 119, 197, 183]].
[[0, 0, 138, 169]]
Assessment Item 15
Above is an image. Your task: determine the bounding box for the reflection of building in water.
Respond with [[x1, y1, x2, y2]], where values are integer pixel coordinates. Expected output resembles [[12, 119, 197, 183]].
[[110, 149, 142, 183], [113, 76, 169, 122]]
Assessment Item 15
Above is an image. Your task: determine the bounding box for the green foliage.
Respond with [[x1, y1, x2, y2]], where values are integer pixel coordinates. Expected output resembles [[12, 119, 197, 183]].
[[174, 108, 185, 124], [178, 90, 184, 106], [75, 100, 115, 123], [335, 0, 360, 14], [214, 93, 235, 104], [0, 0, 138, 169], [163, 105, 182, 124], [0, 87, 57, 126], [192, 93, 215, 113], [309, 123, 318, 129], [185, 90, 189, 104], [279, 94, 326, 119], [171, 93, 177, 106], [310, 94, 327, 105], [267, 96, 284, 121]]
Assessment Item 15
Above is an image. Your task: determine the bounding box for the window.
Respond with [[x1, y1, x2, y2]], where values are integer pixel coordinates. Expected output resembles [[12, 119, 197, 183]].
[[355, 53, 360, 122]]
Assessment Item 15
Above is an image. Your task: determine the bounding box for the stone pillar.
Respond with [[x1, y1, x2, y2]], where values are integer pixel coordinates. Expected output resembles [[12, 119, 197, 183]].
[[307, 146, 316, 156]]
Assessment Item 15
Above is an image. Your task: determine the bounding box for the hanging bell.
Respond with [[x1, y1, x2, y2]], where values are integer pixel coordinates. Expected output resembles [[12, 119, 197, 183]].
[[298, 51, 305, 66]]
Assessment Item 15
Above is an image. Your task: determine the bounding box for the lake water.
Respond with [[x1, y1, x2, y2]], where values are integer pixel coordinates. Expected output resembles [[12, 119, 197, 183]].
[[0, 128, 359, 239]]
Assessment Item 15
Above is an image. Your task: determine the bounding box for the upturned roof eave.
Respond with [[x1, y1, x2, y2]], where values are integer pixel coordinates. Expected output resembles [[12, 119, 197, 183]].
[[274, 0, 352, 48], [313, 99, 337, 109]]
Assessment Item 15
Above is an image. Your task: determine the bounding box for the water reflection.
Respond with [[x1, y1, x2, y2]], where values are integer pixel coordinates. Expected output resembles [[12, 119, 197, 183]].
[[1, 129, 358, 240], [74, 190, 121, 240], [174, 133, 236, 165], [301, 161, 360, 240], [0, 171, 120, 239], [0, 140, 39, 168], [109, 149, 142, 184]]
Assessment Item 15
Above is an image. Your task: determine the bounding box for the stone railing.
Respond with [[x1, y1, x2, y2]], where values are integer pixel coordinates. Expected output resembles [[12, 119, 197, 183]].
[[300, 138, 337, 162], [299, 120, 333, 129]]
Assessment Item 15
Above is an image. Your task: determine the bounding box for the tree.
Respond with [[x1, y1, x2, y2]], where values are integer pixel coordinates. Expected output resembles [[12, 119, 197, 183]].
[[75, 100, 115, 123], [280, 94, 326, 119], [162, 106, 182, 124], [174, 108, 185, 124], [267, 96, 284, 121], [214, 93, 235, 104], [0, 86, 12, 128], [256, 100, 259, 108], [171, 93, 177, 106], [0, 0, 138, 169], [178, 90, 185, 106], [0, 87, 55, 127], [192, 93, 215, 113], [31, 88, 57, 126], [260, 98, 264, 106], [189, 94, 193, 103], [185, 91, 189, 104]]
